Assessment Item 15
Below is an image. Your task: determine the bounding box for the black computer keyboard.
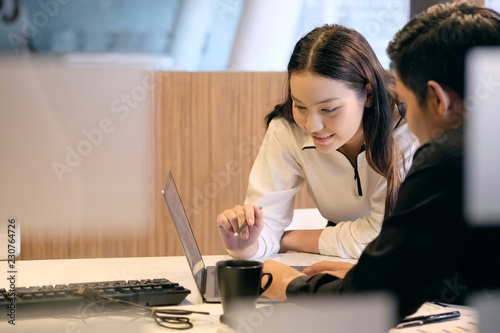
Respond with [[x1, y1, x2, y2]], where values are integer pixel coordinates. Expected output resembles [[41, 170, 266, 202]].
[[1, 278, 190, 320]]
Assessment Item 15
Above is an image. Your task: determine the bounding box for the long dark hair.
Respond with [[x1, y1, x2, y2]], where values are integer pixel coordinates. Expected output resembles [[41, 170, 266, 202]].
[[266, 24, 405, 217]]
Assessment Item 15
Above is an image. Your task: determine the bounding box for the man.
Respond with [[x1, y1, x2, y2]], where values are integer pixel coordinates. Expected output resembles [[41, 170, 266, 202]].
[[261, 2, 500, 319]]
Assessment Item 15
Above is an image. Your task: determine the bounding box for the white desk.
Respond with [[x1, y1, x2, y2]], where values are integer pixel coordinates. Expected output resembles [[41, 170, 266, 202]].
[[0, 253, 355, 332], [0, 254, 480, 333]]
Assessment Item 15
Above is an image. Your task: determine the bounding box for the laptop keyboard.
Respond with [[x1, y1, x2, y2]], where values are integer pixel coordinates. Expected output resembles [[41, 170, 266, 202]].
[[214, 271, 220, 298]]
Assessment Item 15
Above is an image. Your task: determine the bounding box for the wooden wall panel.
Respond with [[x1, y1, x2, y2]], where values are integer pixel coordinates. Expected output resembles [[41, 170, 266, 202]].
[[155, 72, 314, 256], [18, 72, 314, 260]]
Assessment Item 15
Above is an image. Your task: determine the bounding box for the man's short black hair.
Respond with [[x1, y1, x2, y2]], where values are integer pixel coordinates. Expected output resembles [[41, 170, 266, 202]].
[[387, 2, 500, 106]]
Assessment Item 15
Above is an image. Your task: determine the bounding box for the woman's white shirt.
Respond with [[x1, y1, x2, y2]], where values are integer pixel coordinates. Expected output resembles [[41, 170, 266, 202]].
[[245, 117, 418, 259]]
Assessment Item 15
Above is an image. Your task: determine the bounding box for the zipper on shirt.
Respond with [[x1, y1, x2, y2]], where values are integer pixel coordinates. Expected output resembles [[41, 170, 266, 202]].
[[302, 117, 403, 198], [302, 145, 366, 196], [336, 146, 365, 197]]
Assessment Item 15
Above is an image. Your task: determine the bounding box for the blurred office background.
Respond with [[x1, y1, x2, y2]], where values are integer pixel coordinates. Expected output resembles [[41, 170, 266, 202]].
[[0, 0, 413, 70], [2, 0, 497, 69], [1, 0, 497, 259]]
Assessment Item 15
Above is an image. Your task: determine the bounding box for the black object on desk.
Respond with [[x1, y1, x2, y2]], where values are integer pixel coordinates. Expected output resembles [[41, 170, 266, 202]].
[[396, 310, 461, 329], [0, 278, 190, 320]]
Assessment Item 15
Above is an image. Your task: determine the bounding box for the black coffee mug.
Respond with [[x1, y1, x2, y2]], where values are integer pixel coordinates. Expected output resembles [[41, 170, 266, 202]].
[[216, 260, 273, 313]]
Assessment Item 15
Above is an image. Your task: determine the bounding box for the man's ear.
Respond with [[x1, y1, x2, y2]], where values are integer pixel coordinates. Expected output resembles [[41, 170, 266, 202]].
[[364, 83, 374, 108], [426, 80, 451, 116]]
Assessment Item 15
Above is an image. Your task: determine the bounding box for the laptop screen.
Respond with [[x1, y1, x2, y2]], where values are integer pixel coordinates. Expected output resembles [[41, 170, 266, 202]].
[[162, 171, 205, 293]]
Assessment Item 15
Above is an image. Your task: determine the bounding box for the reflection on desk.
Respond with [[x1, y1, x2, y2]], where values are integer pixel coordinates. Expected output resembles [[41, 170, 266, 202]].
[[0, 253, 480, 333]]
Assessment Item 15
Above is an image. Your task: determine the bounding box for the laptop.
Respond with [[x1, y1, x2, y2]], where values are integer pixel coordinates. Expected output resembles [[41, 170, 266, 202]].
[[162, 171, 308, 303], [162, 171, 220, 302]]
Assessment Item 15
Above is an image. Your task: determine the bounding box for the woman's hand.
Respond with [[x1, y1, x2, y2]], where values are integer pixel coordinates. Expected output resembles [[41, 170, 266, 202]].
[[216, 204, 263, 258]]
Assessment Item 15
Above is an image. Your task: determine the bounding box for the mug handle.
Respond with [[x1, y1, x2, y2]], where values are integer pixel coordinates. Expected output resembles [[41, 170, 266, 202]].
[[259, 272, 273, 295]]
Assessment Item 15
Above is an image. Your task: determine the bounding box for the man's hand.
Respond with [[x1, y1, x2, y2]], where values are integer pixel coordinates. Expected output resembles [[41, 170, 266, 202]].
[[262, 259, 306, 301], [303, 261, 355, 279]]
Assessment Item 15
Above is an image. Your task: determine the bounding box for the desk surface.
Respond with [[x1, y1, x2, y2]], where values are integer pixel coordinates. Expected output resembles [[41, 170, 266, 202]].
[[0, 254, 479, 333], [0, 253, 356, 332]]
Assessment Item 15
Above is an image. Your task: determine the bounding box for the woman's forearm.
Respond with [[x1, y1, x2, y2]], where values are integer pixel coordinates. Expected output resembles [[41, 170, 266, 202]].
[[279, 229, 322, 254]]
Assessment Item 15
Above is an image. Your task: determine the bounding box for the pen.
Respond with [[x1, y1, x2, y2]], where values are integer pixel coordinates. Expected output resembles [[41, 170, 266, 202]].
[[233, 221, 248, 236], [233, 206, 262, 236], [396, 311, 460, 329]]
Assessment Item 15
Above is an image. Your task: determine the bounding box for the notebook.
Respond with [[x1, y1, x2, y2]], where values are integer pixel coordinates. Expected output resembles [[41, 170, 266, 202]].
[[162, 171, 308, 303]]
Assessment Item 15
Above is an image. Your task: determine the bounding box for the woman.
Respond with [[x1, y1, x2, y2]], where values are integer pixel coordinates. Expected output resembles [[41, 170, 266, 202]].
[[216, 24, 418, 259]]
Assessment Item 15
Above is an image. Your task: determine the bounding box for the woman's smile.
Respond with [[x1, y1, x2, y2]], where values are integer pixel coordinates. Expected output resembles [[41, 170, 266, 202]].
[[312, 133, 335, 144]]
